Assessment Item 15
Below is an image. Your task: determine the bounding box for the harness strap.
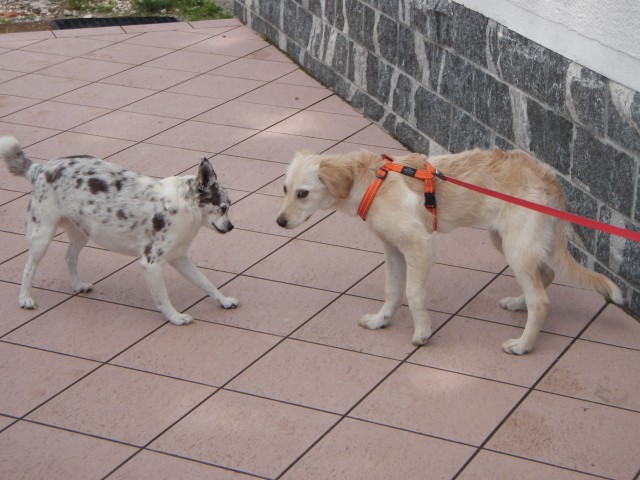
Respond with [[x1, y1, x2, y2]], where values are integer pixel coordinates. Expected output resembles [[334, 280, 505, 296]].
[[358, 154, 439, 230]]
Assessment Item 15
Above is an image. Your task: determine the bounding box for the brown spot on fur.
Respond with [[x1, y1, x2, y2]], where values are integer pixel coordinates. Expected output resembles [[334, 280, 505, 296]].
[[88, 177, 109, 194], [152, 213, 165, 232], [116, 209, 127, 220], [45, 166, 65, 184]]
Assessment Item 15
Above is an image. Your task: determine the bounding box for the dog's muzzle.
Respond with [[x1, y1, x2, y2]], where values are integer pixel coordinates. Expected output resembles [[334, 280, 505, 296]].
[[276, 215, 287, 228], [214, 222, 234, 233]]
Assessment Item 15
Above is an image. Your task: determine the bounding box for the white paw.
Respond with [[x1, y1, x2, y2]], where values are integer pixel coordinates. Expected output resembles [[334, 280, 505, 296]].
[[499, 296, 527, 311], [19, 296, 37, 309], [73, 282, 94, 294], [359, 313, 389, 330], [412, 328, 432, 346], [219, 296, 239, 309], [168, 313, 193, 326], [501, 338, 531, 355]]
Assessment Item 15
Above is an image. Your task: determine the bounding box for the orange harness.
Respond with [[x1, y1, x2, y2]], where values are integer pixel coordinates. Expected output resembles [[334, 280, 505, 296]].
[[358, 154, 441, 230]]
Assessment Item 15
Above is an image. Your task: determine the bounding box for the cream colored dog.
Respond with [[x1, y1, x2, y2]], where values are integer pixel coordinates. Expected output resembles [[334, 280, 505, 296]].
[[276, 148, 622, 354]]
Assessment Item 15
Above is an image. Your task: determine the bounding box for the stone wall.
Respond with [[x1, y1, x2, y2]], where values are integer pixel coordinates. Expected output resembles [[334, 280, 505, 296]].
[[235, 0, 640, 318]]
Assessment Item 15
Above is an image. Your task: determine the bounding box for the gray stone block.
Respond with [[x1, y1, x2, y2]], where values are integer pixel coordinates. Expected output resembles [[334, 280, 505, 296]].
[[414, 85, 451, 147], [607, 82, 640, 156], [377, 12, 398, 64], [362, 4, 376, 51], [335, 0, 345, 30], [437, 2, 488, 68], [365, 54, 393, 103], [559, 177, 598, 252], [392, 73, 413, 120], [474, 71, 513, 141], [449, 109, 491, 152], [363, 94, 385, 121], [283, 0, 298, 39], [596, 206, 640, 288], [260, 0, 282, 28], [573, 127, 635, 217], [439, 52, 475, 115], [396, 120, 429, 154], [332, 32, 349, 75], [345, 0, 364, 45], [396, 24, 419, 79], [526, 100, 572, 175], [495, 136, 516, 151], [566, 63, 606, 136]]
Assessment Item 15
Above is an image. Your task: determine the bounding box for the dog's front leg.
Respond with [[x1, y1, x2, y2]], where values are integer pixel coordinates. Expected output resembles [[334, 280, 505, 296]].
[[403, 238, 434, 346], [140, 259, 193, 325], [360, 243, 406, 330], [170, 256, 238, 309]]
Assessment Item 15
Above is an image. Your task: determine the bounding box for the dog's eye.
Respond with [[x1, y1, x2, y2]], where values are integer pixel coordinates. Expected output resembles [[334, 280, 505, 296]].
[[283, 185, 288, 194], [297, 190, 309, 199], [219, 204, 228, 214]]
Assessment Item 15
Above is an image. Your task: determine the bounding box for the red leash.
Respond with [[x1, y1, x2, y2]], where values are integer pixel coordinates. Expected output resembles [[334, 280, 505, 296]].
[[438, 172, 640, 243]]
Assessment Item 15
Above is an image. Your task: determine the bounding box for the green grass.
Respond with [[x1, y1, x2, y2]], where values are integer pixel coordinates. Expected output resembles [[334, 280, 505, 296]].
[[133, 0, 233, 20]]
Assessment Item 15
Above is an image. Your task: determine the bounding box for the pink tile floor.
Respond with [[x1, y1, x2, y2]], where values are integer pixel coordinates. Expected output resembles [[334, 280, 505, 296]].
[[0, 19, 639, 480]]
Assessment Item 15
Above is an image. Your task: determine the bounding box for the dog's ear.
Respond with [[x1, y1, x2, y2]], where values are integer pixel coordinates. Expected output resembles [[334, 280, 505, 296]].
[[318, 158, 353, 200], [196, 157, 217, 191]]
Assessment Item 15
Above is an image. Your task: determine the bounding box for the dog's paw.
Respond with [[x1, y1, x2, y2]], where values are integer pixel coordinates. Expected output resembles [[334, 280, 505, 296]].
[[359, 313, 389, 330], [412, 328, 432, 346], [72, 282, 94, 294], [169, 313, 194, 326], [499, 296, 527, 311], [219, 296, 239, 309], [501, 338, 531, 355], [19, 297, 37, 309]]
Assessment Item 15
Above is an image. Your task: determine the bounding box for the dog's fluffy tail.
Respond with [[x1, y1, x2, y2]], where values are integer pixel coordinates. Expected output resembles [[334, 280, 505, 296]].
[[551, 220, 623, 304], [0, 136, 33, 179]]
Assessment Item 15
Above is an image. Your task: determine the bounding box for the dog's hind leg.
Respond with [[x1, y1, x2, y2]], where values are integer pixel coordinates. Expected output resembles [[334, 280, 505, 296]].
[[500, 237, 550, 354], [63, 223, 93, 294], [170, 256, 238, 309], [360, 243, 406, 330], [20, 221, 57, 309], [140, 259, 193, 325], [490, 231, 554, 311]]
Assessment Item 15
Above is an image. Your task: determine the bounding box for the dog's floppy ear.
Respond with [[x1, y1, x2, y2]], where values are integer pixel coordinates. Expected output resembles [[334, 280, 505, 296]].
[[317, 158, 354, 200], [196, 157, 217, 191]]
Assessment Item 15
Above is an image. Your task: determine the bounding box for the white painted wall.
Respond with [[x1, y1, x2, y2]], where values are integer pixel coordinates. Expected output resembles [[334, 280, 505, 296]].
[[455, 0, 640, 92]]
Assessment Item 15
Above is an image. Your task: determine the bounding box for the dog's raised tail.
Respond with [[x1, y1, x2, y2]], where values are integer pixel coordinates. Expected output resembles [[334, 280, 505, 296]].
[[0, 136, 32, 178], [552, 221, 623, 304]]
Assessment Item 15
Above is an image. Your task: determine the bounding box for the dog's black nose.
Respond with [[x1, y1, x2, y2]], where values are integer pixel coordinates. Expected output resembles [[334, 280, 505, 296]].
[[227, 223, 234, 232], [276, 216, 287, 228]]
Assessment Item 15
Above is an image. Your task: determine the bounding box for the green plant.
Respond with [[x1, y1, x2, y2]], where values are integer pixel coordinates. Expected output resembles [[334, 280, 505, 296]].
[[132, 0, 232, 20]]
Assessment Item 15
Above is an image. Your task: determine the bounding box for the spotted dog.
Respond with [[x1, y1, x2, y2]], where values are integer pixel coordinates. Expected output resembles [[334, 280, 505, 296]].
[[0, 136, 238, 324]]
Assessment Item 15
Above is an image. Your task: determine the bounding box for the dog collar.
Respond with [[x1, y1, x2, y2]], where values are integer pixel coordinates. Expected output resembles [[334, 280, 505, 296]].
[[358, 153, 441, 231]]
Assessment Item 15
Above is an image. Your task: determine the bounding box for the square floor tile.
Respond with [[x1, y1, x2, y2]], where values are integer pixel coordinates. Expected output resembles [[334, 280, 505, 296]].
[[460, 276, 607, 337], [352, 363, 526, 445], [0, 230, 28, 263], [246, 239, 383, 292], [433, 227, 507, 273], [186, 35, 268, 57], [194, 101, 298, 130], [112, 321, 279, 386], [299, 211, 384, 252], [2, 101, 109, 130], [225, 131, 336, 162], [269, 110, 371, 141], [211, 57, 298, 81], [293, 296, 450, 360], [488, 391, 640, 479], [282, 418, 474, 480], [150, 390, 337, 478], [247, 45, 294, 63], [83, 43, 172, 64], [73, 111, 181, 141], [581, 303, 640, 350], [123, 30, 211, 49], [101, 66, 199, 91], [0, 242, 134, 294], [105, 142, 203, 177], [229, 339, 397, 413], [37, 57, 132, 81], [537, 339, 640, 410], [25, 131, 134, 161], [0, 189, 22, 207], [346, 124, 406, 149], [308, 95, 363, 116], [0, 50, 69, 73], [90, 261, 234, 312], [0, 342, 98, 417], [145, 49, 235, 73], [273, 69, 323, 88], [122, 91, 224, 120], [0, 122, 60, 150], [0, 194, 30, 234], [349, 263, 495, 314], [0, 94, 40, 117], [0, 281, 70, 336], [109, 450, 254, 480], [22, 37, 112, 56], [188, 229, 289, 273], [206, 154, 287, 191], [55, 82, 156, 109], [122, 22, 196, 33], [409, 316, 571, 386], [147, 121, 257, 154], [0, 74, 87, 100], [4, 297, 165, 362], [237, 83, 331, 109], [28, 365, 215, 445], [458, 450, 596, 480], [168, 74, 264, 100], [0, 416, 13, 430], [0, 422, 136, 479]]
